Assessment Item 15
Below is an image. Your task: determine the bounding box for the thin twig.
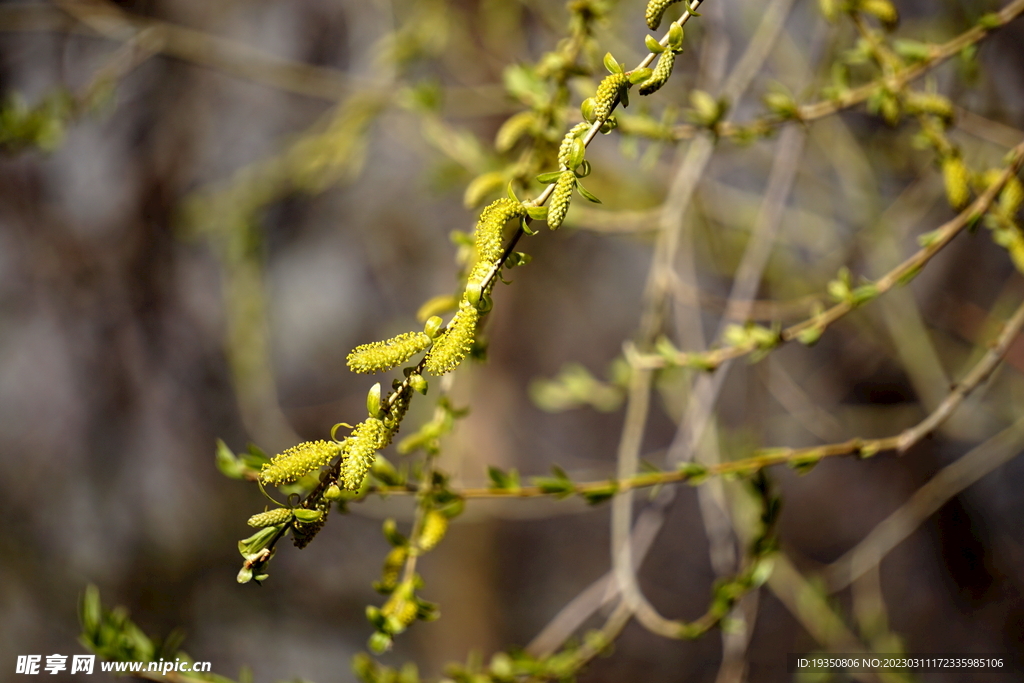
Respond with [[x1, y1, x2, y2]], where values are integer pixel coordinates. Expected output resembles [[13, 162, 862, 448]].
[[630, 140, 1024, 371], [825, 414, 1024, 592], [666, 0, 1024, 142], [369, 293, 1024, 501]]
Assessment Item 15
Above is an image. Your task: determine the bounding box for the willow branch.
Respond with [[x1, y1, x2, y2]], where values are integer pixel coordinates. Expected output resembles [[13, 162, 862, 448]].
[[630, 139, 1024, 371], [664, 0, 1024, 142], [825, 414, 1024, 592], [369, 293, 1024, 502]]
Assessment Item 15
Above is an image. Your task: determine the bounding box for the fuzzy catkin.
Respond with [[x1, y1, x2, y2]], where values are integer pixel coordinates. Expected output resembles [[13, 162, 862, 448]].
[[382, 388, 412, 440], [292, 500, 329, 549], [379, 546, 408, 591], [941, 156, 971, 210], [423, 300, 480, 376], [860, 0, 898, 26], [247, 508, 293, 528], [347, 331, 432, 374], [593, 73, 630, 123], [341, 418, 387, 490], [260, 440, 342, 486], [475, 198, 526, 264], [645, 0, 681, 30], [557, 122, 590, 168], [547, 171, 576, 230], [639, 50, 676, 96], [999, 176, 1024, 218], [382, 584, 418, 630], [419, 510, 449, 551]]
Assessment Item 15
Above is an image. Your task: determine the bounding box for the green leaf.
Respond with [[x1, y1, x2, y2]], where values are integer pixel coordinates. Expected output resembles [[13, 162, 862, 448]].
[[506, 181, 520, 203], [678, 462, 709, 484], [581, 97, 597, 123], [293, 508, 323, 523], [575, 181, 602, 204], [668, 22, 685, 50], [80, 585, 102, 636], [382, 518, 408, 546], [526, 205, 548, 220], [603, 52, 623, 74], [629, 68, 654, 85], [581, 482, 618, 505], [367, 382, 382, 418], [536, 170, 562, 183], [215, 439, 246, 479], [645, 35, 666, 53], [487, 466, 520, 491], [533, 477, 574, 497], [567, 137, 586, 169]]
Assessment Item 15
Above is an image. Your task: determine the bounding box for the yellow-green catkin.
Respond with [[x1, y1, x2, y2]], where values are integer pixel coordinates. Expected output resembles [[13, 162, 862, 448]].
[[382, 582, 418, 631], [341, 418, 387, 490], [593, 73, 630, 123], [558, 122, 589, 168], [903, 91, 953, 121], [1000, 175, 1024, 218], [260, 440, 342, 486], [475, 198, 526, 264], [418, 510, 449, 551], [547, 171, 576, 230], [645, 0, 681, 30], [423, 299, 479, 376], [942, 156, 971, 210], [639, 50, 676, 96], [494, 111, 536, 152], [382, 388, 412, 438], [347, 331, 432, 374], [860, 0, 898, 27], [380, 546, 408, 591], [247, 508, 293, 528]]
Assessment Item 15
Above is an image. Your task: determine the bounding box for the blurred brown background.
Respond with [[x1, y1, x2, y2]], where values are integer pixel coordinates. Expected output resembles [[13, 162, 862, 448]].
[[2, 0, 1024, 681]]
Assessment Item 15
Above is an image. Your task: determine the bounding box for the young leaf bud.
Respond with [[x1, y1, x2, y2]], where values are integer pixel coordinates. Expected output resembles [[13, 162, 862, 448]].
[[409, 373, 428, 395], [628, 68, 654, 85], [465, 280, 483, 307], [367, 382, 383, 418], [424, 315, 444, 340], [942, 156, 971, 210], [567, 137, 586, 170], [581, 97, 597, 123], [603, 52, 623, 74], [667, 21, 685, 50], [645, 35, 666, 53], [292, 508, 323, 523]]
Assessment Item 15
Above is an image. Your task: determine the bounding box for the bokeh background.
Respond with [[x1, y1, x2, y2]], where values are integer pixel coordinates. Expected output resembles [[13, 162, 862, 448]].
[[2, 0, 1024, 681]]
